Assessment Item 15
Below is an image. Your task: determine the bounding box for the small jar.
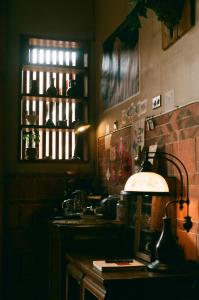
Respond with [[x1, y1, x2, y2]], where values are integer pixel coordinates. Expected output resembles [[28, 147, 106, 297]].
[[116, 191, 129, 222], [116, 191, 137, 222]]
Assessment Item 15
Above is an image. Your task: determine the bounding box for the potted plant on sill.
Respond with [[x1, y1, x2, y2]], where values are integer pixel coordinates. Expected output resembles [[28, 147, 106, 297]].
[[23, 129, 40, 160]]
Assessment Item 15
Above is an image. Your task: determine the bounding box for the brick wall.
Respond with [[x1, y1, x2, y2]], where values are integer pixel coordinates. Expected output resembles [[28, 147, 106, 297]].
[[145, 102, 199, 261], [97, 101, 199, 262]]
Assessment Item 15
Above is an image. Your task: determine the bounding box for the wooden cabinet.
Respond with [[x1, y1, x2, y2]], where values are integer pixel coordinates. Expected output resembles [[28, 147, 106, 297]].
[[65, 254, 199, 300], [48, 219, 131, 300]]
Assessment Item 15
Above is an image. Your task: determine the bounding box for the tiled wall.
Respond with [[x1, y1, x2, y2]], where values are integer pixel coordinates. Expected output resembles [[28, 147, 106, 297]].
[[97, 101, 199, 261], [145, 102, 199, 261]]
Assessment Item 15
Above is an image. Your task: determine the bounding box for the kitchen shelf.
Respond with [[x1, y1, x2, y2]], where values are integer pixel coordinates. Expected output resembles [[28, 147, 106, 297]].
[[22, 64, 88, 74], [19, 36, 90, 161], [21, 125, 74, 131], [21, 94, 87, 103]]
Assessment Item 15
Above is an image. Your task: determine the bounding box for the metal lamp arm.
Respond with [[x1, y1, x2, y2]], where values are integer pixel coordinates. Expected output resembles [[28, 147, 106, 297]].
[[147, 151, 192, 232], [147, 152, 184, 206], [160, 152, 190, 217], [148, 151, 190, 209], [160, 151, 189, 203], [165, 200, 180, 218]]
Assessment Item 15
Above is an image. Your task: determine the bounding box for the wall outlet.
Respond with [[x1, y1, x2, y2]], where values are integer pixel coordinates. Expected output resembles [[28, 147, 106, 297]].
[[152, 95, 161, 109]]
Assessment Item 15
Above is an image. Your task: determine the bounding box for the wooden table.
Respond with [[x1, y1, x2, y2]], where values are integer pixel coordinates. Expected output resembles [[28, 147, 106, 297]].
[[48, 219, 132, 300], [65, 254, 199, 300]]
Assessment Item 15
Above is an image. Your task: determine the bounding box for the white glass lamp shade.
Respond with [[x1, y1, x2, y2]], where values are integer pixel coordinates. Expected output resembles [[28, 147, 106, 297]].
[[124, 172, 169, 193]]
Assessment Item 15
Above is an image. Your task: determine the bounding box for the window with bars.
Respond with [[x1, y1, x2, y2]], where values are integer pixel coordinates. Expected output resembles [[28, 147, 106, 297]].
[[19, 36, 89, 161]]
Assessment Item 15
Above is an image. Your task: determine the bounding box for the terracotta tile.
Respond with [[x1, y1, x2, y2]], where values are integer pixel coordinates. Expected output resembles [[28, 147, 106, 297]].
[[145, 125, 162, 140], [170, 107, 192, 132], [187, 102, 199, 119], [192, 116, 199, 126], [193, 174, 199, 185], [190, 184, 199, 198], [189, 186, 199, 221], [170, 109, 179, 123], [146, 132, 178, 147], [176, 107, 192, 120], [194, 127, 199, 137], [155, 113, 171, 126], [164, 144, 174, 160], [145, 104, 199, 263], [165, 142, 179, 175], [177, 139, 196, 174], [156, 124, 167, 136], [188, 174, 197, 185], [179, 127, 198, 140], [172, 140, 180, 157], [177, 230, 197, 260], [196, 136, 199, 172], [162, 132, 179, 145], [145, 137, 159, 147], [196, 162, 199, 173], [177, 208, 186, 220], [168, 118, 178, 132], [157, 123, 177, 138]]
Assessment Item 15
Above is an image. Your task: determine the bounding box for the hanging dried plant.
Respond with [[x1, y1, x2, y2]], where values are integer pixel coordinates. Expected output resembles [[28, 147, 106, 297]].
[[147, 0, 185, 30], [128, 0, 185, 30]]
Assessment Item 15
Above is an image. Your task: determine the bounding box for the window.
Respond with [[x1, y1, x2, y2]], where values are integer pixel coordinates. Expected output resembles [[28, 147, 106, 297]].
[[19, 36, 89, 161]]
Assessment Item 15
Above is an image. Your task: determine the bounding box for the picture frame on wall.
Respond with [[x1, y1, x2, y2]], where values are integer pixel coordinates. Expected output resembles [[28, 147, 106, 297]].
[[101, 20, 139, 110]]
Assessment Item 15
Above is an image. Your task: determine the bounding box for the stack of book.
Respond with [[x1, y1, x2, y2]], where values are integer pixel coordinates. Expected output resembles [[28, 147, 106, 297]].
[[93, 259, 146, 272]]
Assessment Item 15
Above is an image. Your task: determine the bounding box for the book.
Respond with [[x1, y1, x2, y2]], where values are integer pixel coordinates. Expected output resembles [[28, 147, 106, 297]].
[[92, 259, 146, 272]]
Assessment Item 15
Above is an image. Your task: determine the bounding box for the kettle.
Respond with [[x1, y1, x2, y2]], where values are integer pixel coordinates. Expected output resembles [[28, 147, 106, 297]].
[[61, 199, 74, 215], [98, 195, 119, 219]]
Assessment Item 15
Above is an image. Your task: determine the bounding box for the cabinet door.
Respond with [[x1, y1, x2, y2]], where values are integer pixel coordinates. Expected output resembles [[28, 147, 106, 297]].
[[66, 264, 83, 300]]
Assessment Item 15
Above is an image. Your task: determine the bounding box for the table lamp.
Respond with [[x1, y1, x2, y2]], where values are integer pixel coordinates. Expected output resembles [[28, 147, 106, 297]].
[[74, 121, 91, 134], [72, 121, 90, 159], [124, 150, 192, 272]]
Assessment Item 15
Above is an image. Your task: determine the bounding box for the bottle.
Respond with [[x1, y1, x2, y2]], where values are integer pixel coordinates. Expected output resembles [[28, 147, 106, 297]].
[[67, 80, 78, 97], [116, 192, 129, 222], [46, 78, 57, 97], [30, 80, 39, 95]]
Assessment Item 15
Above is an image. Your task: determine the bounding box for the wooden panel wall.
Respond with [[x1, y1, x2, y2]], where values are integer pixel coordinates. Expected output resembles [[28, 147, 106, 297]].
[[0, 0, 6, 297], [4, 172, 74, 300]]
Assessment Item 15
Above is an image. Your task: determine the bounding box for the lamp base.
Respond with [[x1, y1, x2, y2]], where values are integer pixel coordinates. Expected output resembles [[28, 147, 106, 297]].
[[147, 260, 180, 272]]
